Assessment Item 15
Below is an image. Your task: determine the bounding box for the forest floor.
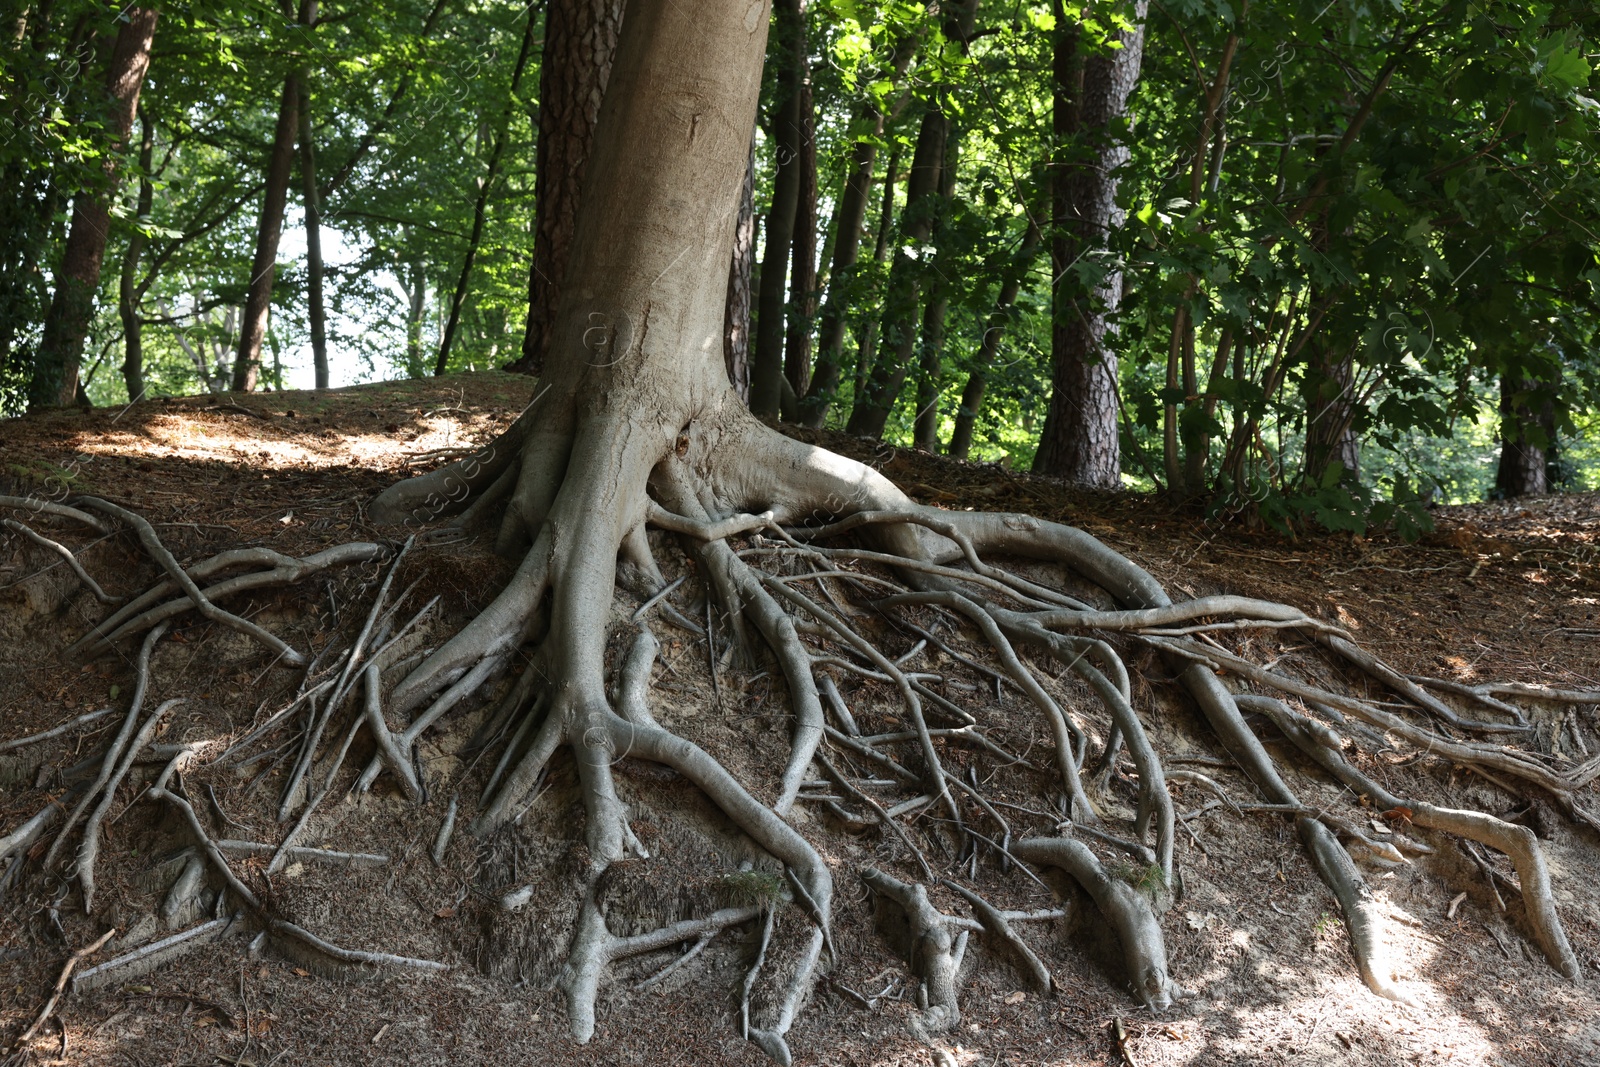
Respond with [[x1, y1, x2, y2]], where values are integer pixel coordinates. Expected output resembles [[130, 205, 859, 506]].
[[2, 370, 1598, 1067]]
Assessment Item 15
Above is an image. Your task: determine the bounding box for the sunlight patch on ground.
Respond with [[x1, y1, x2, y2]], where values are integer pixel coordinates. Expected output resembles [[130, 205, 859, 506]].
[[66, 411, 502, 474]]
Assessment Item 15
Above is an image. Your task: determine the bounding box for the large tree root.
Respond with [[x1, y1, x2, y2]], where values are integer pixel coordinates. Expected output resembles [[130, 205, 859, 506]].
[[7, 402, 1594, 1061]]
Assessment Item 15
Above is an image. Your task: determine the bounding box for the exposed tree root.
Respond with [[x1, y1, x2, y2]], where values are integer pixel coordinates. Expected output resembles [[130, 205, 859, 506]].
[[5, 400, 1592, 1061]]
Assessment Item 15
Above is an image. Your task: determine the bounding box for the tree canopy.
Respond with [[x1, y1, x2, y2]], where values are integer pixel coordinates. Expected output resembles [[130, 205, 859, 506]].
[[3, 0, 1598, 527]]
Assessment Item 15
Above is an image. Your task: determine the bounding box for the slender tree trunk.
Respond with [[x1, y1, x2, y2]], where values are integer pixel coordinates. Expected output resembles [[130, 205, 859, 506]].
[[509, 0, 624, 377], [297, 84, 329, 388], [782, 71, 818, 410], [846, 106, 947, 439], [401, 253, 428, 378], [295, 0, 329, 389], [799, 37, 921, 427], [851, 145, 901, 405], [1495, 373, 1554, 497], [912, 126, 960, 450], [233, 75, 300, 392], [435, 5, 539, 375], [723, 137, 756, 404], [119, 109, 154, 404], [1033, 1, 1147, 487], [948, 211, 1043, 459], [30, 7, 158, 408], [749, 0, 807, 418]]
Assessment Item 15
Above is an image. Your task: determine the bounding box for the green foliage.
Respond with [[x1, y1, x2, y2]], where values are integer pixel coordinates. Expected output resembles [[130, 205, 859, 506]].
[[720, 869, 788, 907], [1108, 859, 1169, 903], [4, 0, 1598, 518]]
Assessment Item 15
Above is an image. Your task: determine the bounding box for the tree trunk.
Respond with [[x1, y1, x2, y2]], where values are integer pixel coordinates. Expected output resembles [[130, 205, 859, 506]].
[[30, 7, 158, 409], [948, 210, 1043, 459], [119, 110, 155, 404], [435, 5, 539, 375], [749, 0, 807, 418], [1301, 336, 1361, 488], [850, 144, 901, 405], [1033, 1, 1148, 487], [723, 137, 756, 404], [911, 126, 960, 451], [798, 37, 921, 427], [508, 0, 624, 377], [782, 70, 818, 410], [296, 0, 329, 390], [1494, 373, 1553, 498], [233, 75, 300, 393], [846, 106, 947, 439]]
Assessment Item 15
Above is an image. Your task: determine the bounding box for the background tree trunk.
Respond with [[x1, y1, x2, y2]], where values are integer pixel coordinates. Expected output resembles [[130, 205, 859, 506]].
[[119, 110, 155, 404], [434, 5, 538, 375], [912, 125, 960, 450], [723, 138, 756, 404], [782, 71, 818, 411], [851, 145, 901, 406], [948, 211, 1043, 459], [1495, 373, 1555, 497], [1301, 336, 1362, 487], [846, 106, 947, 438], [1033, 2, 1148, 487], [508, 0, 624, 377], [749, 0, 807, 418], [233, 75, 300, 392], [296, 0, 328, 390], [30, 7, 158, 408]]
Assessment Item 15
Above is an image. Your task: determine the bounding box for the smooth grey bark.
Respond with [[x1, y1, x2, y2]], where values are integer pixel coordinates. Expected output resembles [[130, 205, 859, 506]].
[[1033, 2, 1148, 486], [32, 7, 158, 408], [510, 0, 624, 377]]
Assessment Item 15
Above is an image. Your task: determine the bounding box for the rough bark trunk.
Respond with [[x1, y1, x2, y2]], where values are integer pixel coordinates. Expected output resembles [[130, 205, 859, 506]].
[[1033, 2, 1147, 487], [30, 7, 158, 409], [508, 0, 624, 377], [1301, 338, 1361, 487], [846, 107, 947, 438], [724, 138, 756, 404], [948, 211, 1043, 459], [435, 5, 538, 375], [749, 0, 807, 418], [119, 110, 155, 404], [1495, 373, 1554, 498], [233, 75, 300, 393]]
